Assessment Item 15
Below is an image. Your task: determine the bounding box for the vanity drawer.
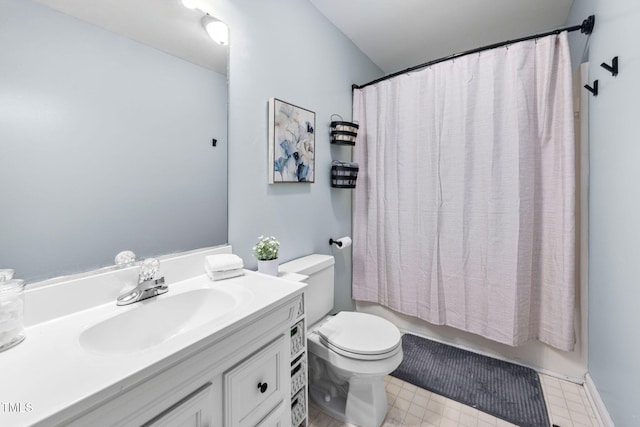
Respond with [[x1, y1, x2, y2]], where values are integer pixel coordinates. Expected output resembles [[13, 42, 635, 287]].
[[142, 382, 213, 427], [224, 335, 288, 427]]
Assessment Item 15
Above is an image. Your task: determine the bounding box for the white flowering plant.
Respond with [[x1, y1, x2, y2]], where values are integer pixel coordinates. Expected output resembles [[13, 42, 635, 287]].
[[252, 235, 280, 261]]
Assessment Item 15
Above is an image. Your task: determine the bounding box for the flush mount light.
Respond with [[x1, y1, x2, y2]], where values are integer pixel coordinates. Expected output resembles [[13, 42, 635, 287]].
[[201, 15, 229, 45], [181, 0, 199, 9]]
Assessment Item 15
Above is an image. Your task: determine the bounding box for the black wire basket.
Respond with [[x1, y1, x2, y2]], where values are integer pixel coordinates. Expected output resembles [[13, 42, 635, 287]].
[[331, 161, 359, 188], [330, 114, 359, 145]]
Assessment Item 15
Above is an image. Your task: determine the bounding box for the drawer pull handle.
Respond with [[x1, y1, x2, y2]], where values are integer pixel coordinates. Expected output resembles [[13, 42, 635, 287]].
[[257, 382, 268, 393]]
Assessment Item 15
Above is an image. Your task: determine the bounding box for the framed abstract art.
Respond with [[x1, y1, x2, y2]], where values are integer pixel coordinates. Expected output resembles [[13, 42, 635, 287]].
[[268, 98, 315, 183]]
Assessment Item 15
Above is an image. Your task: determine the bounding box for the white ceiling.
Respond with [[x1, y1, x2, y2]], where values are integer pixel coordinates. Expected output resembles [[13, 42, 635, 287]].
[[310, 0, 574, 74], [31, 0, 574, 79], [32, 0, 228, 75]]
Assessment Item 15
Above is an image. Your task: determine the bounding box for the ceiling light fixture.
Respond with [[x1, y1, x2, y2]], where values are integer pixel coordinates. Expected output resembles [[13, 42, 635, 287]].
[[201, 15, 228, 46], [180, 0, 199, 10]]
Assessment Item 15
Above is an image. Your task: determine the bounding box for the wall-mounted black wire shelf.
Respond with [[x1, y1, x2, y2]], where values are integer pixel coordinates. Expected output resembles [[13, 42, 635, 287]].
[[331, 161, 359, 188], [330, 114, 359, 145]]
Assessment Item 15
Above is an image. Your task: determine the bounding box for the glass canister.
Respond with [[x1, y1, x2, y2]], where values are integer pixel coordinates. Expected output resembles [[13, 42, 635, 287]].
[[0, 279, 26, 352], [0, 269, 14, 282]]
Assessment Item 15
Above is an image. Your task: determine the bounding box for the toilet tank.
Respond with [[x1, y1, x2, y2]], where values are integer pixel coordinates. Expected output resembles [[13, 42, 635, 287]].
[[279, 254, 335, 325]]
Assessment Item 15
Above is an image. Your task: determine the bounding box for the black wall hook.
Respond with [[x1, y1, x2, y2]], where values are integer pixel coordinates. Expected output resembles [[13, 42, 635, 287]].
[[601, 56, 619, 76], [584, 80, 598, 96]]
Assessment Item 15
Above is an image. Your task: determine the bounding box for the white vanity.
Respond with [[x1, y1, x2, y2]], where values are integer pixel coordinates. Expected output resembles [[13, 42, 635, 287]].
[[0, 246, 308, 427]]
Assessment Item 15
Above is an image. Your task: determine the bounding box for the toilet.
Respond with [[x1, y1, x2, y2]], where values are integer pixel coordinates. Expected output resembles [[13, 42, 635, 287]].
[[279, 254, 403, 427]]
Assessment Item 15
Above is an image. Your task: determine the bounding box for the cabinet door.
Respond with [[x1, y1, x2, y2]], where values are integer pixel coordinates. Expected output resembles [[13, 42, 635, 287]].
[[224, 335, 289, 427], [255, 399, 287, 427], [142, 382, 214, 427]]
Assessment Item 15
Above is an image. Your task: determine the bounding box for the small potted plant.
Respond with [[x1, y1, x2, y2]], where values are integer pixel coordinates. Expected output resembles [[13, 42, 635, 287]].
[[253, 235, 280, 276]]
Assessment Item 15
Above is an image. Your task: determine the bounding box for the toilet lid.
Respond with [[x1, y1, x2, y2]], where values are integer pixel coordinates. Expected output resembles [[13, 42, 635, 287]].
[[317, 312, 401, 358]]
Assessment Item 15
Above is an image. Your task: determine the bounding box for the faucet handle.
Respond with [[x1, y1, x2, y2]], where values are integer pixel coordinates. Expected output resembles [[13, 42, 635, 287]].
[[138, 258, 160, 284], [115, 250, 137, 267]]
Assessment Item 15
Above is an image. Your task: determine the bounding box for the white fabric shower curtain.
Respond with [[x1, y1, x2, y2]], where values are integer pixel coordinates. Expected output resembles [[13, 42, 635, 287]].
[[352, 33, 576, 351]]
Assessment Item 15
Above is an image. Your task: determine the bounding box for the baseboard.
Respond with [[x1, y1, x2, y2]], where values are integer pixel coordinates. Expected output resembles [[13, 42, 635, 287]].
[[584, 373, 614, 427]]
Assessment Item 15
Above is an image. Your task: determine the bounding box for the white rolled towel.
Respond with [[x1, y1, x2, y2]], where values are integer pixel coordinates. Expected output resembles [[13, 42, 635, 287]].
[[205, 254, 244, 273]]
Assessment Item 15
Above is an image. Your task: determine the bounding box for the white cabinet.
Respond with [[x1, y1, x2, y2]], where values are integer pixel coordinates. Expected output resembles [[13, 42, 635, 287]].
[[64, 294, 303, 427], [142, 383, 214, 427], [255, 400, 287, 427], [224, 336, 288, 427]]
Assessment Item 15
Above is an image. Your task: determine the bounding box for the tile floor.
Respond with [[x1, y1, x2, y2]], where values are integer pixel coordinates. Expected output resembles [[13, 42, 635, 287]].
[[308, 373, 599, 427]]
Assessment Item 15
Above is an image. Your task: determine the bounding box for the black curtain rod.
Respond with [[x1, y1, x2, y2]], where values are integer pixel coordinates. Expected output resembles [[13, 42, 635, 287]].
[[352, 15, 595, 90]]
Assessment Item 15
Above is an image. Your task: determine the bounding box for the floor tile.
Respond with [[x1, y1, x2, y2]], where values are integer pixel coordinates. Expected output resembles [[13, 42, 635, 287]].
[[442, 405, 461, 422], [426, 399, 445, 415], [408, 402, 426, 419], [459, 412, 479, 427], [412, 393, 430, 408], [398, 388, 416, 402], [310, 372, 600, 427], [403, 413, 423, 426], [386, 383, 401, 396]]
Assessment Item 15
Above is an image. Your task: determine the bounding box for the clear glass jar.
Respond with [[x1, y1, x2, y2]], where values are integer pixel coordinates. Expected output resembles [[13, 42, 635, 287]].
[[0, 279, 26, 352], [0, 269, 15, 282]]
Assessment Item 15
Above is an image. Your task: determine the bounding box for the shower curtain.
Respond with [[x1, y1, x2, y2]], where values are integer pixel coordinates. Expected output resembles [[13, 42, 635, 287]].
[[352, 33, 576, 351]]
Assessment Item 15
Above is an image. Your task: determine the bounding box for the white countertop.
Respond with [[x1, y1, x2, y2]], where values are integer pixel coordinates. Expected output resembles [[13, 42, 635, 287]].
[[0, 269, 305, 427]]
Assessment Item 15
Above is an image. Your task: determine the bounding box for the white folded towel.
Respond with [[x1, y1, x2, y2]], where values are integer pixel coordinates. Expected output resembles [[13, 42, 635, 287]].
[[205, 254, 244, 272], [206, 268, 244, 282]]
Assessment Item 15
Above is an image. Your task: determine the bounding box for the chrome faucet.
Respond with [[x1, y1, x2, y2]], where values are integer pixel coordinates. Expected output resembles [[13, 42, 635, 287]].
[[117, 258, 168, 306]]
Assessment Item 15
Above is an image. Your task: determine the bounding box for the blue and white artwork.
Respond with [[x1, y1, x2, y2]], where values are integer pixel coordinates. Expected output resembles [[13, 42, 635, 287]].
[[269, 98, 315, 183]]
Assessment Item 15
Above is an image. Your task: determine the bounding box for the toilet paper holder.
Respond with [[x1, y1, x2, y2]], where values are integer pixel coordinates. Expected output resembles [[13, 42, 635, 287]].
[[329, 238, 342, 247], [329, 237, 352, 248]]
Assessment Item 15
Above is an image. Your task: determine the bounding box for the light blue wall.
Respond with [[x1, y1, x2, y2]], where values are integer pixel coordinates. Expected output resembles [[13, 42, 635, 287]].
[[567, 1, 640, 425], [566, 3, 594, 70], [0, 0, 228, 282], [216, 0, 382, 312]]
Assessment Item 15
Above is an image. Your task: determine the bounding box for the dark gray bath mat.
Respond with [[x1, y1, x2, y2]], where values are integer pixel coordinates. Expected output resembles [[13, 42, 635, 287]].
[[391, 334, 550, 427]]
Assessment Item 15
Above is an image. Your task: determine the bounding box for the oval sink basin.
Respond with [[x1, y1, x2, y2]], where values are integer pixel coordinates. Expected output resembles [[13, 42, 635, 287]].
[[79, 288, 239, 355]]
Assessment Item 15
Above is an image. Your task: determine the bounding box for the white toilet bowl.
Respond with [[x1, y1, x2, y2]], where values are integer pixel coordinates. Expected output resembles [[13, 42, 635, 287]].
[[278, 254, 404, 426], [307, 312, 403, 427]]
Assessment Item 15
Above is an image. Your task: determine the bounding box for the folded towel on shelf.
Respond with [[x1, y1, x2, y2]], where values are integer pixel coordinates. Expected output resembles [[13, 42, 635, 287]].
[[205, 267, 244, 282], [205, 254, 244, 272]]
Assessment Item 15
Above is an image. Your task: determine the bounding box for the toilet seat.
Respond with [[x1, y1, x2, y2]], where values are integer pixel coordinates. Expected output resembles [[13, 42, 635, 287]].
[[317, 312, 401, 361]]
